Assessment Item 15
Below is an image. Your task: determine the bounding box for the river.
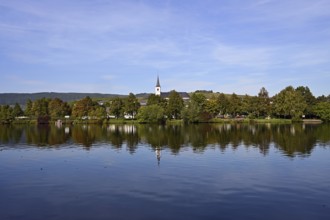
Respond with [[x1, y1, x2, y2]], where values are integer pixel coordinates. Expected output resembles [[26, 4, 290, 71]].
[[0, 123, 329, 220]]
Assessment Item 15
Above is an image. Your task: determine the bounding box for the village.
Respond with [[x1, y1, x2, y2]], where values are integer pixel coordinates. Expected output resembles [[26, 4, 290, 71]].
[[0, 76, 329, 125]]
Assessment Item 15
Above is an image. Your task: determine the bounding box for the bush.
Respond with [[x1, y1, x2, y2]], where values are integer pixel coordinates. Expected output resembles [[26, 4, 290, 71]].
[[137, 105, 165, 123]]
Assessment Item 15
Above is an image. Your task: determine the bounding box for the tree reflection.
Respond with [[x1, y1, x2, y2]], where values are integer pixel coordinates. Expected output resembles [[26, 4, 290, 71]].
[[0, 123, 329, 157], [0, 125, 24, 145], [272, 124, 317, 157]]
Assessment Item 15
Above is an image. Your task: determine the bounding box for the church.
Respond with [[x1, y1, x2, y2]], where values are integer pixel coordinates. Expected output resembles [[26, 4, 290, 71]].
[[154, 76, 190, 101]]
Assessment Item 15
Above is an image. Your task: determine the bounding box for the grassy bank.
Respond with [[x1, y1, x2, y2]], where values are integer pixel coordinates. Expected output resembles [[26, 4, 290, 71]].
[[4, 118, 323, 125], [166, 119, 184, 125], [209, 118, 293, 124]]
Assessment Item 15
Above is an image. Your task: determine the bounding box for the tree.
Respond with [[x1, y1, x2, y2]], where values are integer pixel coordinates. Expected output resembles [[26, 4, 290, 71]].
[[25, 99, 33, 117], [313, 102, 330, 121], [241, 95, 258, 118], [296, 86, 316, 118], [0, 105, 13, 123], [205, 95, 219, 118], [109, 97, 124, 118], [89, 106, 107, 119], [190, 93, 207, 109], [181, 101, 200, 123], [147, 94, 167, 109], [72, 96, 94, 118], [31, 98, 50, 117], [272, 86, 307, 119], [217, 93, 230, 115], [316, 95, 329, 103], [124, 93, 140, 118], [228, 93, 241, 116], [166, 90, 184, 119], [147, 94, 161, 105], [137, 104, 165, 123], [257, 87, 271, 117], [258, 87, 269, 98], [182, 92, 211, 122], [12, 103, 24, 118], [48, 98, 70, 119]]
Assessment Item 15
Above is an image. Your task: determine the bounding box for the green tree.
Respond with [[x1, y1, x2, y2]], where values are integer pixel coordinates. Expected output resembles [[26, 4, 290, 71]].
[[89, 106, 107, 119], [32, 98, 50, 117], [124, 93, 140, 118], [205, 95, 220, 118], [181, 102, 200, 123], [137, 104, 165, 123], [166, 90, 184, 119], [0, 105, 13, 123], [72, 96, 94, 118], [272, 86, 307, 119], [316, 95, 330, 103], [25, 99, 33, 117], [182, 92, 210, 122], [147, 94, 161, 105], [228, 93, 241, 116], [313, 102, 330, 121], [12, 103, 24, 117], [295, 86, 316, 118], [190, 93, 207, 109], [217, 93, 230, 115], [257, 87, 271, 117], [109, 97, 124, 118], [48, 98, 70, 119], [241, 95, 258, 118]]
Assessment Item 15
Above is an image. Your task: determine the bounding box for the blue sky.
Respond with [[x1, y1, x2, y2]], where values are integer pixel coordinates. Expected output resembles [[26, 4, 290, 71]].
[[0, 0, 329, 97]]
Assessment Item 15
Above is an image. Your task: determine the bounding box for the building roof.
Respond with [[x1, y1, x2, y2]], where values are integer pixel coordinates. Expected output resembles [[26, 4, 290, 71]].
[[160, 92, 190, 99]]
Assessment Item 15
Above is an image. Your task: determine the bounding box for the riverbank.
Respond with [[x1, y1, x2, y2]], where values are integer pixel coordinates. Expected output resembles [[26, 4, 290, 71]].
[[3, 118, 323, 125]]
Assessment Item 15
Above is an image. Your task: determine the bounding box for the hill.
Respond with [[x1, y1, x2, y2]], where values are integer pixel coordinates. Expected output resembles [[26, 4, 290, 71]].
[[0, 92, 125, 105]]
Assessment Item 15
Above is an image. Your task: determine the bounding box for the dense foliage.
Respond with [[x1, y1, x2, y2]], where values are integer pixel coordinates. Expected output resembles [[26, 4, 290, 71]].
[[0, 86, 329, 124], [313, 102, 330, 121]]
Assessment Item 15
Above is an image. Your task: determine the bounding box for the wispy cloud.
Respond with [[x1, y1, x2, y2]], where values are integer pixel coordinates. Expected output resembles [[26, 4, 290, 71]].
[[101, 75, 116, 81], [5, 75, 44, 86], [0, 0, 329, 96], [213, 44, 273, 68]]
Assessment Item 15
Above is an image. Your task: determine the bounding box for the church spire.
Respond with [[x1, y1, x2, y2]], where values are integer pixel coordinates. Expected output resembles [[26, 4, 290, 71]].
[[156, 75, 160, 87], [155, 75, 161, 96]]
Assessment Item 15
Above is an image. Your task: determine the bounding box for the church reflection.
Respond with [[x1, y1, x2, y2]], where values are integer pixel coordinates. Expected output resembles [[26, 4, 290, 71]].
[[155, 147, 161, 166]]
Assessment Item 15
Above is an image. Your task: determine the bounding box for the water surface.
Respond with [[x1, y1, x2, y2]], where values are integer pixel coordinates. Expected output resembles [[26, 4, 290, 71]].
[[0, 124, 330, 220]]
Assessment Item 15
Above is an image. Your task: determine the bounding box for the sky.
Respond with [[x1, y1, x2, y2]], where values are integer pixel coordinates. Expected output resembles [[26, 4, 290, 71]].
[[0, 0, 329, 97]]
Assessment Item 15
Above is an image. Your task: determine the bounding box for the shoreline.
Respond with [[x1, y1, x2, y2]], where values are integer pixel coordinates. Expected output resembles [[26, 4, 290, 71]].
[[2, 118, 324, 125]]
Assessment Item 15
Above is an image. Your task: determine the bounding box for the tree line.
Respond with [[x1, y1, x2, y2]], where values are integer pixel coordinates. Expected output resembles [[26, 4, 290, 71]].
[[140, 86, 330, 123], [0, 86, 329, 124]]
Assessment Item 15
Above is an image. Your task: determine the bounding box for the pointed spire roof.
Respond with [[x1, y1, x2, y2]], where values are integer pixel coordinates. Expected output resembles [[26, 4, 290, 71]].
[[156, 75, 161, 87]]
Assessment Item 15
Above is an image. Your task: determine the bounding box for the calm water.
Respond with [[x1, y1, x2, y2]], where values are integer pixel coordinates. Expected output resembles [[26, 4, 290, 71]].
[[0, 123, 330, 220]]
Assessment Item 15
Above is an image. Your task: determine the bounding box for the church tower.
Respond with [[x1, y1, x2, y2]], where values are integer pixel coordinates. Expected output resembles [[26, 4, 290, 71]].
[[155, 76, 161, 96]]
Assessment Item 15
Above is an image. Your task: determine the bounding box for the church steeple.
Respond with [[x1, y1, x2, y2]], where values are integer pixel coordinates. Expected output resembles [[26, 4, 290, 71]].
[[155, 76, 161, 96], [156, 75, 160, 87]]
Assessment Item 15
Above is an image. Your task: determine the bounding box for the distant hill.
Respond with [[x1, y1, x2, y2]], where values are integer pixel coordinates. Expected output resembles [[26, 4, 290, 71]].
[[0, 92, 126, 105]]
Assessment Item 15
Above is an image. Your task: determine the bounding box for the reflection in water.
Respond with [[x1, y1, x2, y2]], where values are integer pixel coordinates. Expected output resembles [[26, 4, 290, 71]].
[[155, 147, 161, 166], [0, 123, 329, 157], [1, 123, 330, 220]]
